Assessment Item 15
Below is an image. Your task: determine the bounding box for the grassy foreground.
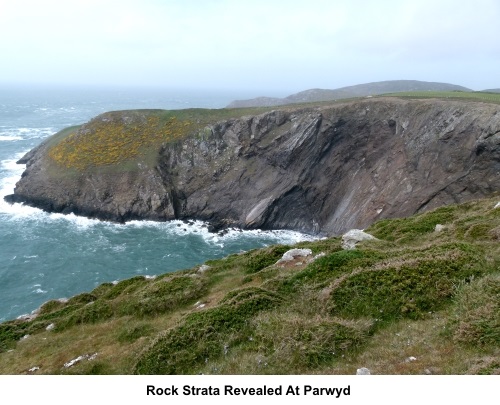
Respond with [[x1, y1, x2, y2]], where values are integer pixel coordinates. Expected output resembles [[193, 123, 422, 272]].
[[1, 196, 499, 374]]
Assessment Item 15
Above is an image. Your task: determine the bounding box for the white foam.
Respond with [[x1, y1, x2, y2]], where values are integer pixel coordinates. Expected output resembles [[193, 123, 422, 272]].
[[0, 135, 23, 141], [0, 127, 54, 140], [1, 152, 316, 243]]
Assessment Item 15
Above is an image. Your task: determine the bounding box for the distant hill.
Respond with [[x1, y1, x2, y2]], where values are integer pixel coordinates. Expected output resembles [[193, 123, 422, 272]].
[[482, 89, 500, 93], [227, 80, 472, 108]]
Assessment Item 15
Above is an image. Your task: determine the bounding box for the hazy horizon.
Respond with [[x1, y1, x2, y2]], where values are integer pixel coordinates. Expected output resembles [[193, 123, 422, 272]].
[[1, 0, 499, 95]]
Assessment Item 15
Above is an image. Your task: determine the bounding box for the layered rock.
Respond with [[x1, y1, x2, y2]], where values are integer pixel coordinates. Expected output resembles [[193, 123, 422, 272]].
[[6, 98, 500, 235]]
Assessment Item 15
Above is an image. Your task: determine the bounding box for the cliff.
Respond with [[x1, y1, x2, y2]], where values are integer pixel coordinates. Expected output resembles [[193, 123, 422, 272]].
[[5, 97, 500, 235]]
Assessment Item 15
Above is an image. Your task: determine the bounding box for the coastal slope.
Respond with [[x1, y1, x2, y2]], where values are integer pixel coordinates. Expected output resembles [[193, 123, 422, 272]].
[[227, 80, 472, 108], [5, 97, 500, 235]]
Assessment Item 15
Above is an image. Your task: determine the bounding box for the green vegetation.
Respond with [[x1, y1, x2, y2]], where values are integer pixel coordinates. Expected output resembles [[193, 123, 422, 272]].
[[1, 197, 499, 374], [46, 107, 272, 171], [43, 92, 500, 173], [384, 91, 500, 104]]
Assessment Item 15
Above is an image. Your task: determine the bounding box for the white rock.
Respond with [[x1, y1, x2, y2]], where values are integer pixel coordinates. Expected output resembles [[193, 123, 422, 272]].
[[64, 355, 86, 368], [405, 356, 417, 363], [46, 323, 55, 331], [494, 202, 500, 209], [276, 248, 312, 264], [342, 229, 377, 250], [28, 366, 40, 372], [356, 367, 371, 375], [198, 264, 211, 273], [434, 224, 446, 232], [63, 353, 98, 368]]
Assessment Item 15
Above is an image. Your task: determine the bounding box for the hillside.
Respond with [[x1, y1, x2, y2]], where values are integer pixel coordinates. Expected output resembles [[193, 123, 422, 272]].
[[6, 97, 500, 235], [0, 196, 499, 374], [227, 80, 472, 108]]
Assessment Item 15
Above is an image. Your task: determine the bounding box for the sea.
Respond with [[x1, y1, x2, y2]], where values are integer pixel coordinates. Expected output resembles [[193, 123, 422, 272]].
[[0, 85, 313, 323]]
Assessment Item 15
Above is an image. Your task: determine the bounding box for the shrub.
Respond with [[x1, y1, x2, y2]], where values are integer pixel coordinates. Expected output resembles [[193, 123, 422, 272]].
[[330, 243, 486, 321], [249, 314, 373, 371], [452, 273, 500, 346], [134, 287, 283, 374], [243, 245, 291, 274], [118, 275, 208, 317], [368, 205, 457, 242]]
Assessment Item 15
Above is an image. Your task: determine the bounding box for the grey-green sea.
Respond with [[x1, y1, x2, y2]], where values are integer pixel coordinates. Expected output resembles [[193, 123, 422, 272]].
[[0, 85, 313, 322]]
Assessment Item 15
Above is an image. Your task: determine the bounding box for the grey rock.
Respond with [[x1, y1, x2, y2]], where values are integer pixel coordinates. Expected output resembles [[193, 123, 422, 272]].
[[6, 98, 500, 236], [276, 248, 312, 264], [342, 229, 377, 250], [356, 367, 371, 375], [197, 264, 211, 273], [434, 224, 446, 232]]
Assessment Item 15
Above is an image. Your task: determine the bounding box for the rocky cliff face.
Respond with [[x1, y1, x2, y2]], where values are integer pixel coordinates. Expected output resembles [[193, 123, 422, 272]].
[[6, 98, 500, 235]]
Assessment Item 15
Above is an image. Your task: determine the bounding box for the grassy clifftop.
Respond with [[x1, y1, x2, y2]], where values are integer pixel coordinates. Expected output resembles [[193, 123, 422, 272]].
[[46, 107, 272, 172], [1, 196, 499, 374]]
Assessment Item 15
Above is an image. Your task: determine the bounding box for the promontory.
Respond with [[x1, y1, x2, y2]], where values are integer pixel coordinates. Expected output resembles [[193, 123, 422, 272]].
[[5, 96, 500, 235]]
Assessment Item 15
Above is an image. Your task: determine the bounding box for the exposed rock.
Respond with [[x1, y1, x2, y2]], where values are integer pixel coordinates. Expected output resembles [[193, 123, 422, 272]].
[[197, 264, 211, 273], [434, 224, 446, 232], [46, 323, 55, 331], [63, 353, 98, 368], [494, 202, 500, 209], [356, 367, 371, 375], [6, 98, 500, 236], [405, 356, 417, 363], [276, 248, 313, 264], [342, 229, 377, 250], [310, 252, 326, 262], [193, 301, 206, 309]]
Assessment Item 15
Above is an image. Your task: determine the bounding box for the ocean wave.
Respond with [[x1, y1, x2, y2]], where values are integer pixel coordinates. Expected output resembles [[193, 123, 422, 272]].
[[0, 135, 23, 141], [125, 218, 317, 245], [1, 152, 315, 244], [0, 127, 54, 140]]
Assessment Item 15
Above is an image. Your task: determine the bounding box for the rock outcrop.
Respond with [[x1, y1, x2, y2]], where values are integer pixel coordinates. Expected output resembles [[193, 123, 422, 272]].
[[5, 98, 500, 235], [341, 229, 378, 250]]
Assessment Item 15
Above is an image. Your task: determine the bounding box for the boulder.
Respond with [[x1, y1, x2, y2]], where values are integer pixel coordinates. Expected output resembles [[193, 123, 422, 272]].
[[276, 248, 312, 264], [341, 229, 377, 250], [356, 367, 371, 375]]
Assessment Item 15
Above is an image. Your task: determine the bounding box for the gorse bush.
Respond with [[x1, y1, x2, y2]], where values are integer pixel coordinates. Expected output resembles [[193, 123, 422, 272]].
[[134, 287, 283, 374], [452, 273, 500, 346], [329, 243, 486, 321], [368, 205, 457, 242], [48, 111, 195, 170], [247, 314, 374, 372]]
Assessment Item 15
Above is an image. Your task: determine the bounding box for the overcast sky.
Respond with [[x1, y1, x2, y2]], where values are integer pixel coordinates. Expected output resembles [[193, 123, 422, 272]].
[[1, 0, 499, 95]]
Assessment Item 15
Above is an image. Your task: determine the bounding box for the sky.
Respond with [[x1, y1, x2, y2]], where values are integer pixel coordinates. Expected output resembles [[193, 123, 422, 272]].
[[0, 0, 499, 95]]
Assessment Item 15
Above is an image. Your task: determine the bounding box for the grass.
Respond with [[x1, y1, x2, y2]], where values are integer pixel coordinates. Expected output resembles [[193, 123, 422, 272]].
[[383, 91, 500, 104], [1, 196, 499, 374], [42, 92, 500, 174], [46, 107, 273, 172]]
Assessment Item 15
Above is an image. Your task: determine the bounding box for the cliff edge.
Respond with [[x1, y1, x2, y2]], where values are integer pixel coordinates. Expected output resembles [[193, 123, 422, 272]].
[[5, 98, 500, 235]]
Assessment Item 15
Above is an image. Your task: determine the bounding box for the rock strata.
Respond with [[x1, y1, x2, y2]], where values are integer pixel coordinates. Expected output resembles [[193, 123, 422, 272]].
[[6, 98, 500, 235]]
